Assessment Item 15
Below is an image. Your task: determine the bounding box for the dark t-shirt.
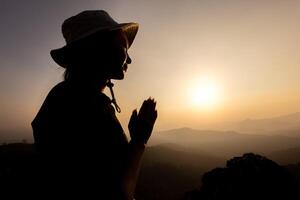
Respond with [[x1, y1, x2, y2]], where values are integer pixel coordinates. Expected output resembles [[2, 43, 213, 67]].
[[31, 80, 129, 197]]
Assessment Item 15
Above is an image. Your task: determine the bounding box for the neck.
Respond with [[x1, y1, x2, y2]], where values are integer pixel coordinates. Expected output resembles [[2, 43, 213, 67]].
[[66, 76, 108, 92]]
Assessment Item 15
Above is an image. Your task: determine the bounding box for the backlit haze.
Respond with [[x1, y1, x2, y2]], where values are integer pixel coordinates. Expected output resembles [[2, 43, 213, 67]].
[[1, 0, 300, 141]]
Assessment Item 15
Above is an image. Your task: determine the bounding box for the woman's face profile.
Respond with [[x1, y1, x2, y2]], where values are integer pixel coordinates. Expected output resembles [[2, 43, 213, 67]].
[[66, 29, 132, 88], [107, 30, 132, 80], [77, 30, 132, 82]]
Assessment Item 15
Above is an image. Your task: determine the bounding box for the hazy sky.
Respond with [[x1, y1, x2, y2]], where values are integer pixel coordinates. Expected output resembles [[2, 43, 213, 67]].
[[1, 0, 300, 139]]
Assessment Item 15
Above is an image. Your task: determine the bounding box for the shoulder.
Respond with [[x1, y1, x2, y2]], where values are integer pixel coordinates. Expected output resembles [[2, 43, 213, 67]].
[[45, 81, 80, 105], [47, 81, 70, 99], [31, 82, 66, 127], [35, 81, 71, 117]]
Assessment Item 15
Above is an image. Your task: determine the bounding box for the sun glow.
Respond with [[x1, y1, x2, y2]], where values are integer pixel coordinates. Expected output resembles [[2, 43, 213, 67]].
[[188, 78, 220, 109]]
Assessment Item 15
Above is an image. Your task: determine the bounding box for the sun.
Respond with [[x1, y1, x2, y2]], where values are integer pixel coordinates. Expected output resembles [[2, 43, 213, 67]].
[[188, 78, 220, 109]]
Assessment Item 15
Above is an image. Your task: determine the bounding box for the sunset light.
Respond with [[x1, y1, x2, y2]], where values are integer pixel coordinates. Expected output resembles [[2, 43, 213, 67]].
[[188, 78, 220, 109], [2, 1, 300, 199]]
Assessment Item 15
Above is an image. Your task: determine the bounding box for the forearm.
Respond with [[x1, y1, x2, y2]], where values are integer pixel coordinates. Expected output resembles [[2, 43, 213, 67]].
[[121, 140, 145, 200]]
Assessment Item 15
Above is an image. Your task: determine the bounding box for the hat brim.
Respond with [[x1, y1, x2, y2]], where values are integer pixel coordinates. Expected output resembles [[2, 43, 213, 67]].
[[50, 23, 139, 68]]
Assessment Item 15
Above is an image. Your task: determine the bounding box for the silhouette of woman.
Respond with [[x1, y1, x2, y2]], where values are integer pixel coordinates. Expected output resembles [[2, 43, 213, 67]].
[[31, 10, 157, 199]]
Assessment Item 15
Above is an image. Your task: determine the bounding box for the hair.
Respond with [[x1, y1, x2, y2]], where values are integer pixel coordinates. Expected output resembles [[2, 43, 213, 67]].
[[64, 65, 77, 81]]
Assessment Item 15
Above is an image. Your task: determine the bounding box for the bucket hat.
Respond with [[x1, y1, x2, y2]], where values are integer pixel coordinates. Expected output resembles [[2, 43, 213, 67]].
[[50, 10, 138, 67]]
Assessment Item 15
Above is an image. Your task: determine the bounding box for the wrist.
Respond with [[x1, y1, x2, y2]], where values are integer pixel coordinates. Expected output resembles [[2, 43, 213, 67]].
[[130, 139, 146, 147]]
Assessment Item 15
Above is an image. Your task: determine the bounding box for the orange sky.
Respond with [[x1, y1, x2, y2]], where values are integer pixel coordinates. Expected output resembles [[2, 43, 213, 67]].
[[1, 0, 300, 139]]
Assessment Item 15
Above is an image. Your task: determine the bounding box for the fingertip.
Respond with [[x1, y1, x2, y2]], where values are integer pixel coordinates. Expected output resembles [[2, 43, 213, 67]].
[[154, 110, 158, 117]]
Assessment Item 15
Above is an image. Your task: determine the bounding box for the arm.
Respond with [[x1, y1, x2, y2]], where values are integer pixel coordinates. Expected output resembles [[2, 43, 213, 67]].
[[121, 98, 157, 200], [121, 140, 145, 200]]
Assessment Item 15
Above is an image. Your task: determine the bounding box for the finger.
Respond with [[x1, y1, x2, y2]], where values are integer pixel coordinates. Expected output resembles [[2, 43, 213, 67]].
[[148, 101, 157, 115], [139, 99, 157, 120], [143, 109, 157, 125], [149, 110, 158, 123], [144, 98, 156, 110], [151, 100, 156, 110], [145, 101, 157, 115], [141, 107, 153, 120], [128, 109, 137, 129], [129, 109, 137, 124], [139, 101, 147, 116]]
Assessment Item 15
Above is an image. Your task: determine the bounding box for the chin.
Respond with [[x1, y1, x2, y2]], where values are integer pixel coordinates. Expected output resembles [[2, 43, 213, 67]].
[[111, 72, 125, 80]]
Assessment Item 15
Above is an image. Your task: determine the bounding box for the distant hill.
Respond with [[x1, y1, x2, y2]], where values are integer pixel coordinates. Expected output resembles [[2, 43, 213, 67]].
[[0, 129, 33, 144], [229, 112, 300, 135], [136, 143, 224, 200], [268, 147, 300, 165], [285, 163, 300, 178], [0, 143, 37, 180], [150, 127, 300, 161], [136, 141, 300, 200], [268, 128, 300, 138]]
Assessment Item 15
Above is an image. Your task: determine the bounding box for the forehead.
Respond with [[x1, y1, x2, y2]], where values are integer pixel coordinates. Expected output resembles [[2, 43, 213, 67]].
[[112, 30, 128, 48]]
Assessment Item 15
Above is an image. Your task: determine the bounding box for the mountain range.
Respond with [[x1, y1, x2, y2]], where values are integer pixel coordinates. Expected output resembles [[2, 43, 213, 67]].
[[227, 112, 300, 136]]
